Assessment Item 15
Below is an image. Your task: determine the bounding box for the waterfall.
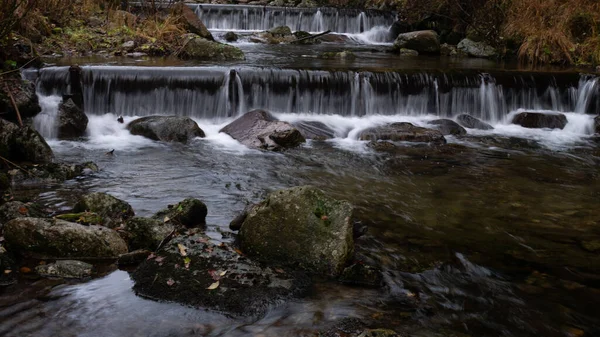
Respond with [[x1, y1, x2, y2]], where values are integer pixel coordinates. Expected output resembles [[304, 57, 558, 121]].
[[31, 66, 598, 124]]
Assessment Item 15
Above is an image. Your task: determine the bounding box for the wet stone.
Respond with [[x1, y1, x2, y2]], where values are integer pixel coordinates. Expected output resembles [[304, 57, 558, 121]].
[[35, 260, 93, 279]]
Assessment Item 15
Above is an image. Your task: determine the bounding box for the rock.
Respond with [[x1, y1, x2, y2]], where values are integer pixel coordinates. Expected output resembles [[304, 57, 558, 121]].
[[318, 34, 352, 43], [229, 204, 256, 231], [292, 121, 335, 140], [117, 249, 152, 266], [239, 186, 354, 277], [72, 192, 134, 229], [121, 40, 135, 50], [267, 26, 292, 37], [123, 217, 174, 251], [3, 217, 128, 259], [152, 198, 208, 228], [35, 260, 93, 279], [224, 31, 238, 42], [393, 30, 440, 54], [131, 232, 310, 316], [319, 318, 366, 337], [293, 31, 321, 44], [319, 51, 355, 59], [358, 329, 402, 337], [0, 119, 53, 164], [440, 43, 466, 57], [7, 161, 98, 186], [512, 111, 568, 129], [127, 115, 206, 143], [297, 0, 318, 7], [0, 79, 40, 122], [457, 38, 496, 58], [249, 31, 295, 44], [57, 98, 88, 139], [220, 110, 305, 151], [427, 119, 467, 136], [171, 2, 214, 41], [339, 263, 383, 288], [55, 212, 104, 226], [180, 35, 244, 60], [594, 115, 600, 134], [399, 48, 418, 56], [456, 114, 494, 130], [359, 123, 447, 145], [0, 252, 16, 286], [388, 20, 412, 40], [0, 201, 44, 228]]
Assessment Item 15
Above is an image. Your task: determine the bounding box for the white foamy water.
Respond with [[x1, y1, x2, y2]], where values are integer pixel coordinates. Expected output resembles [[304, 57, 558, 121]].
[[345, 26, 394, 45], [34, 94, 62, 139]]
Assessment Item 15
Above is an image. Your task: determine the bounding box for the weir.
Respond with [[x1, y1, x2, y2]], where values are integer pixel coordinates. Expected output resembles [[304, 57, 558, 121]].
[[191, 4, 396, 33], [30, 66, 599, 123]]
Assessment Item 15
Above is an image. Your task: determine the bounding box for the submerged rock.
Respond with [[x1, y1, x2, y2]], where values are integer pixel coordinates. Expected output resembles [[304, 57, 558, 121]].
[[512, 111, 568, 129], [180, 35, 244, 60], [427, 119, 467, 136], [220, 109, 305, 151], [132, 232, 310, 316], [239, 186, 354, 277], [359, 122, 447, 145], [124, 217, 174, 251], [127, 115, 205, 143], [0, 119, 53, 164], [57, 98, 88, 139], [152, 198, 208, 229], [224, 31, 238, 42], [3, 217, 128, 259], [73, 192, 134, 229], [292, 120, 335, 140], [457, 38, 496, 58], [393, 30, 440, 54], [35, 260, 93, 279], [456, 114, 494, 130], [171, 3, 214, 41]]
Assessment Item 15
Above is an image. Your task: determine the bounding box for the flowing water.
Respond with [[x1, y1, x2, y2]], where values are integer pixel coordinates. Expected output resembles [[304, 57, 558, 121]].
[[2, 6, 600, 337]]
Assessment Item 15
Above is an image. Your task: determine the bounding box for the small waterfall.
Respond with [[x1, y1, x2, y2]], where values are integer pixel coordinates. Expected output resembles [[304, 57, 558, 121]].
[[33, 94, 62, 139], [191, 4, 395, 33], [32, 66, 598, 124]]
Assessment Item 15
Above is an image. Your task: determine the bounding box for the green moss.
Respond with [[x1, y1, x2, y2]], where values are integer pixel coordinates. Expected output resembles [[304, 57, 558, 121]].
[[55, 212, 103, 226]]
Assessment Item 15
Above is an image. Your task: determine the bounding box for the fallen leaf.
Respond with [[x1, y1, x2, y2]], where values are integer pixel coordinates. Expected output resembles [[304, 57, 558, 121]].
[[184, 257, 191, 269], [147, 253, 156, 260], [321, 215, 328, 221], [178, 244, 188, 256], [206, 281, 219, 290], [18, 206, 28, 215], [234, 248, 243, 255], [19, 267, 31, 274], [274, 268, 284, 274], [4, 270, 12, 274], [208, 269, 218, 280], [166, 278, 175, 286], [164, 216, 170, 223], [219, 270, 227, 277], [155, 256, 165, 264]]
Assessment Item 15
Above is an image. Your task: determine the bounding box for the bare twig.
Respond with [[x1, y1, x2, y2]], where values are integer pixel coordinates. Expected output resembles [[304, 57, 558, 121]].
[[0, 154, 36, 176], [291, 30, 332, 44], [0, 57, 38, 77], [4, 83, 23, 127], [156, 228, 176, 251]]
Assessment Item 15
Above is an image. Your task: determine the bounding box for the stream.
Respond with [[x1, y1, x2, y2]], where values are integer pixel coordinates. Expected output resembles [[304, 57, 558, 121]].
[[2, 4, 600, 337]]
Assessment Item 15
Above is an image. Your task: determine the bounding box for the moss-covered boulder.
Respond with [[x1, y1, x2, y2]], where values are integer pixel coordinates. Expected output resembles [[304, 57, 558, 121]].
[[180, 35, 244, 60], [3, 217, 128, 259], [152, 198, 207, 228], [393, 30, 440, 54], [127, 115, 205, 143], [268, 26, 292, 36], [35, 260, 93, 279], [124, 217, 174, 251], [359, 122, 447, 145], [239, 186, 354, 277], [132, 232, 310, 316], [0, 119, 53, 164], [219, 109, 305, 151], [457, 38, 496, 58], [171, 2, 214, 41], [73, 192, 134, 229]]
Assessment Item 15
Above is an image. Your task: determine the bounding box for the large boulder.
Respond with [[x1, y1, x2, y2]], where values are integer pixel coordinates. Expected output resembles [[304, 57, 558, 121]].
[[180, 35, 244, 61], [456, 114, 494, 130], [35, 260, 93, 279], [0, 79, 40, 123], [57, 98, 88, 139], [3, 217, 128, 259], [220, 110, 305, 151], [127, 115, 205, 143], [292, 120, 335, 140], [152, 198, 207, 228], [427, 119, 467, 136], [72, 192, 135, 229], [0, 119, 53, 164], [132, 232, 310, 316], [171, 2, 214, 41], [359, 122, 447, 145], [239, 186, 354, 277], [393, 30, 440, 54], [267, 25, 292, 36], [512, 111, 568, 129], [457, 38, 496, 58], [123, 217, 174, 251]]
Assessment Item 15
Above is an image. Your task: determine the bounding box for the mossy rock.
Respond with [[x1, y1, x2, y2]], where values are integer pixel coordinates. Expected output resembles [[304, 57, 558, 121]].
[[180, 35, 244, 61], [152, 198, 207, 229], [124, 217, 174, 251], [239, 186, 354, 277], [55, 212, 103, 226], [73, 192, 134, 229]]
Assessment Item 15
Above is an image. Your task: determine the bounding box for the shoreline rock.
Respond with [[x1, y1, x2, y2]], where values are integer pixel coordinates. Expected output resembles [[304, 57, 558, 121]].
[[393, 30, 440, 54], [512, 111, 568, 129], [72, 192, 135, 229], [127, 115, 206, 143], [359, 122, 447, 145], [456, 114, 494, 130]]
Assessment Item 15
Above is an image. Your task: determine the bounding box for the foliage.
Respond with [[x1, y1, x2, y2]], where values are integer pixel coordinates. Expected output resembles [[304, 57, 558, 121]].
[[0, 0, 36, 49]]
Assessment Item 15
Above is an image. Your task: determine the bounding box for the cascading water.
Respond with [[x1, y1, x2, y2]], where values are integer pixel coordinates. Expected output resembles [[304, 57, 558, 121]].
[[192, 4, 395, 34]]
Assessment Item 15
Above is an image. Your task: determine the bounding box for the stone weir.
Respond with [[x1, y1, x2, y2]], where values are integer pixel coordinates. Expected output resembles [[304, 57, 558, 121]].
[[191, 4, 396, 33], [28, 66, 599, 121]]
